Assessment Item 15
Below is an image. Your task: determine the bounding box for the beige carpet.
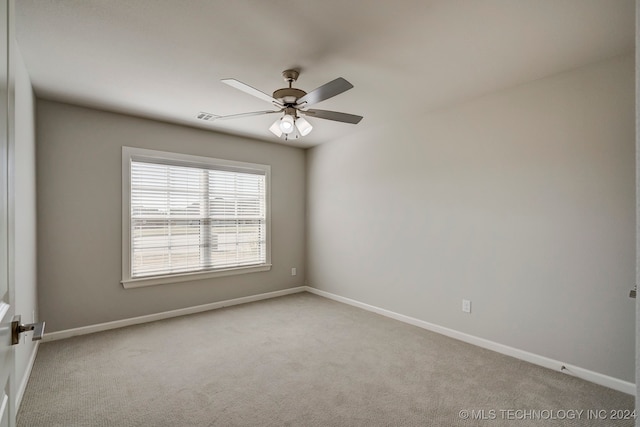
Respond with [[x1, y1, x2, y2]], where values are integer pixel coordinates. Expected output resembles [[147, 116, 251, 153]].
[[18, 292, 634, 426]]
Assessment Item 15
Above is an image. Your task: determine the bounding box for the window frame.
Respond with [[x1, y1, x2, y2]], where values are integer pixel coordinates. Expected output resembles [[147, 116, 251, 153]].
[[121, 146, 271, 289]]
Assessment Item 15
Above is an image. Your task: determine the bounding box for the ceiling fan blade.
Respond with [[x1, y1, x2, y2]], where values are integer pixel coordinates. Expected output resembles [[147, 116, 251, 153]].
[[221, 78, 283, 107], [295, 77, 353, 107], [214, 110, 281, 121], [303, 109, 363, 124]]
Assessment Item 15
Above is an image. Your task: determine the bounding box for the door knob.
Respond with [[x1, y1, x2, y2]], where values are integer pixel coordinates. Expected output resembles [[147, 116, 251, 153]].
[[11, 315, 45, 345]]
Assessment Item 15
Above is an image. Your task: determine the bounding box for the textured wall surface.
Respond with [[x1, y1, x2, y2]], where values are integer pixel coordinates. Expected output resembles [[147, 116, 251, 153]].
[[307, 54, 635, 382]]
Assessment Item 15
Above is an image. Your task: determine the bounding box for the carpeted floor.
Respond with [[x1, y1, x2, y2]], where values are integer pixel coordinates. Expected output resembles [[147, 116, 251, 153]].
[[17, 292, 634, 426]]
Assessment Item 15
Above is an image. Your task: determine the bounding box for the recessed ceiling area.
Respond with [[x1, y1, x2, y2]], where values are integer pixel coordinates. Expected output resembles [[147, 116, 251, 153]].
[[15, 0, 634, 147]]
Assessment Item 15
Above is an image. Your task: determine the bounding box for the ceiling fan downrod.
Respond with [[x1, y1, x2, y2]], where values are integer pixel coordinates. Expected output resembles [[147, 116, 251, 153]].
[[273, 70, 306, 105], [282, 69, 299, 88]]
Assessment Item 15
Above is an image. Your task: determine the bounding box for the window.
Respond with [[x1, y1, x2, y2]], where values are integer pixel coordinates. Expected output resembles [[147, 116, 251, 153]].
[[122, 147, 271, 288]]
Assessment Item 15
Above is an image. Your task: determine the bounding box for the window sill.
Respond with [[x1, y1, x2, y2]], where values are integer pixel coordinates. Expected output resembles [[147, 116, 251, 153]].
[[121, 264, 272, 289]]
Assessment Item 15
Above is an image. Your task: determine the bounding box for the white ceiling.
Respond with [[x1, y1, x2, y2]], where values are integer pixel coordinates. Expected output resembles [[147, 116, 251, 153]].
[[15, 0, 635, 148]]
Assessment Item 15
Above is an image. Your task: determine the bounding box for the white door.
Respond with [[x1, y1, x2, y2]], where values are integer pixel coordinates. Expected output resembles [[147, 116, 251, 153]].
[[0, 0, 15, 425], [636, 0, 640, 419]]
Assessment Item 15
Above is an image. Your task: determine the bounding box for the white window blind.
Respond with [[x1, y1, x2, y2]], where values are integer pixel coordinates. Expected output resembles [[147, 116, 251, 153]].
[[122, 147, 270, 287]]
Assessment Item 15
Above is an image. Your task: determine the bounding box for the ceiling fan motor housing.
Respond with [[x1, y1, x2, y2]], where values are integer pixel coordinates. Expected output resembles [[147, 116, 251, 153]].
[[273, 87, 306, 105]]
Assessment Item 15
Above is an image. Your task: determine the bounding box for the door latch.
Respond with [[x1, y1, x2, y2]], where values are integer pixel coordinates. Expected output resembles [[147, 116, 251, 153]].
[[11, 315, 45, 345], [630, 285, 637, 299]]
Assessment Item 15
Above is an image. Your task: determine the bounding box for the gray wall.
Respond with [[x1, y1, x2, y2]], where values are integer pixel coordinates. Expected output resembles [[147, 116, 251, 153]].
[[307, 54, 635, 382], [37, 101, 306, 332], [13, 44, 37, 398]]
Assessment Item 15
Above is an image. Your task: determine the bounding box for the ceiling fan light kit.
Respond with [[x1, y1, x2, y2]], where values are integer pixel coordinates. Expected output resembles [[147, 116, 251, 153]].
[[216, 69, 363, 140], [295, 116, 313, 136], [268, 114, 313, 139], [278, 114, 295, 134]]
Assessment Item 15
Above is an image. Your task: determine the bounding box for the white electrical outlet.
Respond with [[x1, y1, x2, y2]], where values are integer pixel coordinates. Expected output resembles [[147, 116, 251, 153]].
[[462, 299, 471, 313], [291, 267, 297, 276]]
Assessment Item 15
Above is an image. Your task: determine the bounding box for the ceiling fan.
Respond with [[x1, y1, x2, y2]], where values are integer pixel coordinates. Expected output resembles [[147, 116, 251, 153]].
[[215, 69, 363, 139]]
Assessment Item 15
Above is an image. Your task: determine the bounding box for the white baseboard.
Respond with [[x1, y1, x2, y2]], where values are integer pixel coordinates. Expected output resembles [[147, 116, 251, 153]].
[[42, 286, 307, 343], [16, 341, 39, 411], [304, 286, 635, 396], [38, 284, 634, 396]]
